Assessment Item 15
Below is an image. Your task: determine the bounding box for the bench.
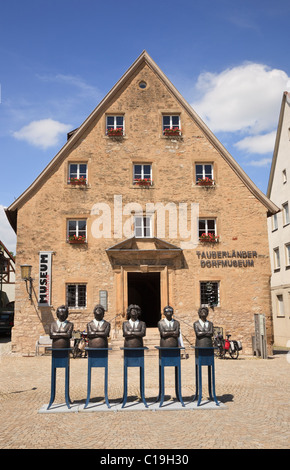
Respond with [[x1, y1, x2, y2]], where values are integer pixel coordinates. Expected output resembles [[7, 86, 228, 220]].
[[35, 335, 52, 356]]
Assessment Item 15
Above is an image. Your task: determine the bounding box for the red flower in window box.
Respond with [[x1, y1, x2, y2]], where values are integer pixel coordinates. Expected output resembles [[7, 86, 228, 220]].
[[68, 235, 86, 244], [134, 178, 152, 186], [69, 177, 87, 185], [163, 127, 181, 136], [107, 127, 124, 137], [200, 233, 219, 243], [197, 177, 215, 186]]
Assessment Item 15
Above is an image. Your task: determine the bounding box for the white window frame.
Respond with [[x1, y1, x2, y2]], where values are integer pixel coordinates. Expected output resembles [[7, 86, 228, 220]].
[[162, 115, 180, 131], [133, 164, 152, 184], [68, 163, 88, 184], [282, 202, 290, 225], [276, 294, 285, 317], [285, 243, 290, 267], [67, 219, 87, 242], [134, 215, 152, 238], [106, 115, 124, 134], [273, 247, 280, 270], [195, 163, 214, 183], [66, 284, 87, 309], [200, 281, 220, 307], [272, 213, 278, 231], [198, 219, 217, 238]]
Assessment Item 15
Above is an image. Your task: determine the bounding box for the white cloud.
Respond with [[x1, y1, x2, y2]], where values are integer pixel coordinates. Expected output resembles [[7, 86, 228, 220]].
[[246, 158, 272, 167], [192, 63, 290, 136], [234, 131, 276, 154], [0, 206, 16, 253], [13, 118, 72, 149]]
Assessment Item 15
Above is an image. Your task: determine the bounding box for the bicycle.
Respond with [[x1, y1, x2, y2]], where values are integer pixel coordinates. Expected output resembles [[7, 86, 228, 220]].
[[213, 333, 241, 359]]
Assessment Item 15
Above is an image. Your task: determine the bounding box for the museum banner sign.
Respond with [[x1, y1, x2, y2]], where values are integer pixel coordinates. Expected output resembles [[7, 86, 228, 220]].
[[38, 251, 52, 306], [196, 250, 257, 268]]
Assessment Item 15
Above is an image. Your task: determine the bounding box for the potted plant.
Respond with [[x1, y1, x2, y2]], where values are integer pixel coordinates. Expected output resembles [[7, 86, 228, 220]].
[[134, 178, 152, 186], [68, 235, 86, 244], [163, 127, 181, 137], [69, 176, 87, 185], [197, 177, 215, 186], [107, 127, 124, 137], [199, 233, 219, 243]]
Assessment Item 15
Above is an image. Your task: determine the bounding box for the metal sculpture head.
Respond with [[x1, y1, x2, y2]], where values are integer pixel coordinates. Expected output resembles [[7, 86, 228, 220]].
[[93, 304, 105, 321], [56, 305, 68, 322], [126, 304, 141, 321]]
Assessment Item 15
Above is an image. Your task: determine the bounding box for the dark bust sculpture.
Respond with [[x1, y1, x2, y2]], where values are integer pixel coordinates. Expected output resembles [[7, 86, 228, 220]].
[[122, 304, 146, 348], [158, 305, 180, 347], [87, 304, 111, 348], [49, 305, 74, 348], [193, 306, 214, 347]]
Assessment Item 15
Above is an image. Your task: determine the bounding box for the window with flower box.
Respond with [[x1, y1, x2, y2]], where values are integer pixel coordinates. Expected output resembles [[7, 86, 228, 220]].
[[162, 115, 181, 136], [106, 115, 124, 136], [195, 164, 214, 185], [133, 164, 152, 186], [198, 219, 218, 242], [67, 219, 87, 243], [68, 163, 88, 185], [66, 284, 87, 308]]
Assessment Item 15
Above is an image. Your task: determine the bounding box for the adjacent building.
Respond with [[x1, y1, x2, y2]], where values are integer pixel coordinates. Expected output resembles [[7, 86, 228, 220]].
[[6, 51, 278, 355], [267, 91, 290, 348]]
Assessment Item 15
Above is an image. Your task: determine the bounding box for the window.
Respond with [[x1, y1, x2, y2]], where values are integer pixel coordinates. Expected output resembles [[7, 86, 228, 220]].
[[67, 284, 87, 308], [68, 163, 87, 184], [273, 247, 280, 270], [283, 202, 290, 225], [162, 115, 180, 133], [67, 219, 87, 242], [134, 215, 152, 238], [195, 164, 214, 183], [133, 164, 152, 184], [272, 213, 278, 231], [283, 169, 287, 184], [276, 294, 284, 316], [200, 281, 220, 307], [106, 115, 124, 135], [198, 219, 216, 238], [285, 243, 290, 267]]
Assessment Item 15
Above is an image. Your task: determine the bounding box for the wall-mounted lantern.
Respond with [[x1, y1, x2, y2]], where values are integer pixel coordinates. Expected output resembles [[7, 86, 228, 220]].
[[20, 264, 33, 300]]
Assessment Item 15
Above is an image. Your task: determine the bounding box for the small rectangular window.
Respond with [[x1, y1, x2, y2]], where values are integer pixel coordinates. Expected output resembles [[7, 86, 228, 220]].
[[67, 219, 87, 242], [106, 115, 124, 135], [67, 284, 87, 308], [273, 247, 280, 270], [133, 164, 152, 184], [134, 216, 152, 238], [162, 115, 180, 135], [283, 202, 290, 225], [283, 169, 287, 184], [195, 164, 214, 184], [200, 281, 220, 307], [276, 294, 284, 316], [68, 163, 87, 184], [272, 213, 278, 231], [285, 243, 290, 267]]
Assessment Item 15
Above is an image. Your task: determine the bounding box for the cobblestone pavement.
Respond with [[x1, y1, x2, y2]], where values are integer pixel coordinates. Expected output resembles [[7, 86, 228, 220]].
[[0, 340, 289, 450]]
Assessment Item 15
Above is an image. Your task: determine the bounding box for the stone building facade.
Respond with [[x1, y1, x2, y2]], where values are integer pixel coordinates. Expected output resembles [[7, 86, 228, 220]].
[[6, 51, 279, 355]]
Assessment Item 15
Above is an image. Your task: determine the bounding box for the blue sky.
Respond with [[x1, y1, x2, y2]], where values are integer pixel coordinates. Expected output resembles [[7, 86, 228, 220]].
[[1, 0, 290, 252]]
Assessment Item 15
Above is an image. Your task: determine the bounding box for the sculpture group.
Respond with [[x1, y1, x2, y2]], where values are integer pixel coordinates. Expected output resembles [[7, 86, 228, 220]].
[[50, 303, 214, 348]]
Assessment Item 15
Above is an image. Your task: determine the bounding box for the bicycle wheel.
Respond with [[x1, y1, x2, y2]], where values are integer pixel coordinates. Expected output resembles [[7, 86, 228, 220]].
[[229, 348, 239, 359]]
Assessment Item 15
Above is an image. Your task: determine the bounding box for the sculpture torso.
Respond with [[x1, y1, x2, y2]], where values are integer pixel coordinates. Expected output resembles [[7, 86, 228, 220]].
[[158, 318, 180, 347], [49, 320, 74, 348], [193, 320, 214, 347], [87, 319, 111, 348], [122, 320, 146, 348]]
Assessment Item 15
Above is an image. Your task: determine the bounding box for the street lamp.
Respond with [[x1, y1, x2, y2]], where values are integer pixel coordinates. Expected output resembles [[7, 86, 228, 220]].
[[20, 264, 33, 300]]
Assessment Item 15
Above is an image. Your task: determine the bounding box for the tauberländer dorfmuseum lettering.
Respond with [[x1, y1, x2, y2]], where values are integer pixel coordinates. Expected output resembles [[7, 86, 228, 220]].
[[196, 250, 257, 268]]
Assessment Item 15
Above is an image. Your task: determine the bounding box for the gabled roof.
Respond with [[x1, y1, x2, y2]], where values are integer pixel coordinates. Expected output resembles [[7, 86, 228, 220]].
[[267, 91, 290, 198], [6, 50, 279, 233]]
